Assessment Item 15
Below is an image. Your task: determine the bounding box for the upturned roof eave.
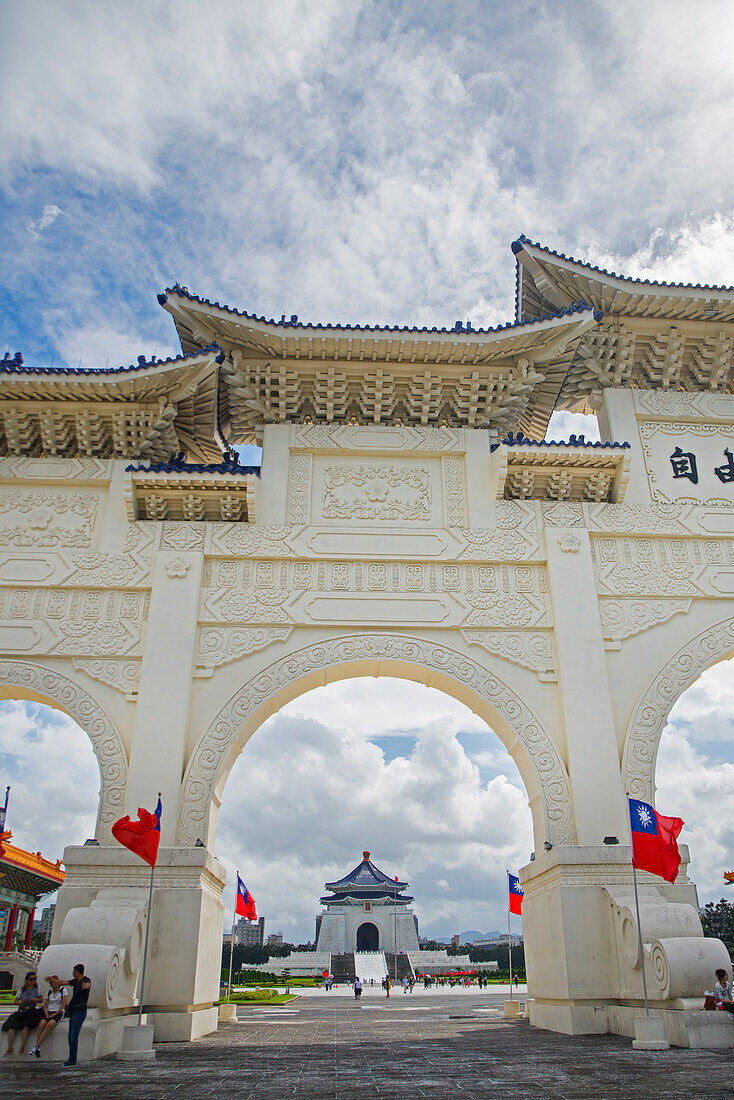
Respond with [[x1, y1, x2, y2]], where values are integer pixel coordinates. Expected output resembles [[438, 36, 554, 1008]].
[[513, 237, 734, 313], [0, 346, 224, 402], [160, 285, 600, 358]]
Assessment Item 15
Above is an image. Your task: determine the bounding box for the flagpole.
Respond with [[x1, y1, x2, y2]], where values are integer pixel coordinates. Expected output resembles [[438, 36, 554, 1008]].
[[507, 871, 513, 1003], [138, 856, 156, 1026], [0, 786, 9, 831], [626, 795, 650, 1017], [227, 886, 237, 1004], [393, 882, 398, 982]]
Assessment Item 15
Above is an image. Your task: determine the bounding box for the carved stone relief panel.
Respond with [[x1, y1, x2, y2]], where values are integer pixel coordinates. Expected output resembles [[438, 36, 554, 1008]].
[[0, 457, 112, 481], [599, 598, 692, 647], [634, 391, 734, 420], [590, 536, 734, 597], [442, 457, 468, 527], [461, 629, 557, 680], [292, 424, 464, 452], [0, 490, 100, 548], [0, 587, 146, 656], [0, 551, 150, 589], [195, 625, 294, 675], [320, 462, 433, 522], [287, 454, 312, 525], [199, 558, 550, 629], [178, 634, 575, 848], [73, 658, 142, 699], [208, 524, 294, 557]]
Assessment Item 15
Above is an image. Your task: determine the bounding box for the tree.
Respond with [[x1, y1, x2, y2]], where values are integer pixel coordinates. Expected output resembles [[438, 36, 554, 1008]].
[[701, 898, 734, 952]]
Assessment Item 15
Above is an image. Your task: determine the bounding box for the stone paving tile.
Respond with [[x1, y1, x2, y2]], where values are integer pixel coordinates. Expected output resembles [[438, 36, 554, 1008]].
[[0, 996, 733, 1098]]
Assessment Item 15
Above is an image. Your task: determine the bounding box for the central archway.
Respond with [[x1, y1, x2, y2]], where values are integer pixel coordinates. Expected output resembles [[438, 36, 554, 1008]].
[[356, 922, 379, 951], [177, 633, 575, 850]]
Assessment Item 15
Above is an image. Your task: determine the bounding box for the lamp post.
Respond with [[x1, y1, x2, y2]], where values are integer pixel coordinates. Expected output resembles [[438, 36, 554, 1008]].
[[393, 876, 398, 982]]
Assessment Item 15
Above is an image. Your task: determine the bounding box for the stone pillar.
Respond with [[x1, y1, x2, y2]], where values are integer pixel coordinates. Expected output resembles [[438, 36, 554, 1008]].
[[546, 528, 628, 842], [4, 903, 17, 951], [24, 907, 34, 949], [126, 550, 203, 844]]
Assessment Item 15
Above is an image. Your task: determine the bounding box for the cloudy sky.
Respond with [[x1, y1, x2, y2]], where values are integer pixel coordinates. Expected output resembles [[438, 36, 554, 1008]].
[[1, 1, 734, 940]]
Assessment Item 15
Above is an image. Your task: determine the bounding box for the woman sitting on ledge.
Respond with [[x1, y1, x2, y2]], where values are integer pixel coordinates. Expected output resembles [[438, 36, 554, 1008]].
[[2, 971, 42, 1055], [29, 977, 68, 1058]]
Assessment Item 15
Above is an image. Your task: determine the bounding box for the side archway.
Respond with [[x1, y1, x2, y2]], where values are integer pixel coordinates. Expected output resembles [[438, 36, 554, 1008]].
[[177, 633, 575, 848], [622, 615, 734, 802], [0, 659, 128, 844]]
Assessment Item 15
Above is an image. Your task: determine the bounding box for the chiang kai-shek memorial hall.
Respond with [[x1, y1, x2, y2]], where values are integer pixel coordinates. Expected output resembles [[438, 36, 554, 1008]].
[[1, 236, 734, 1053]]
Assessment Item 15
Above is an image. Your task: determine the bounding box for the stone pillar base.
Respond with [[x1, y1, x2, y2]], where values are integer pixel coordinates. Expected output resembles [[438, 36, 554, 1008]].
[[148, 1006, 218, 1041], [219, 1003, 238, 1023], [503, 1000, 522, 1018], [632, 1015, 669, 1050], [116, 1023, 156, 1061]]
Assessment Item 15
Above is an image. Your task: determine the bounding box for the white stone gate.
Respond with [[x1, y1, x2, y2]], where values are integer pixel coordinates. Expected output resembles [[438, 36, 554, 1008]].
[[2, 237, 734, 1048]]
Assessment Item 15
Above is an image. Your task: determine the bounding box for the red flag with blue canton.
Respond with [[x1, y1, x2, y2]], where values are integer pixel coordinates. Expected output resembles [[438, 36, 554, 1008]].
[[111, 796, 162, 868], [508, 872, 524, 915], [236, 873, 257, 921], [629, 797, 683, 884]]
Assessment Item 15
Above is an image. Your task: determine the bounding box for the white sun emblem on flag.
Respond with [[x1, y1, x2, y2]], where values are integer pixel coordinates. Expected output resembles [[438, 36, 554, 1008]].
[[637, 805, 652, 827]]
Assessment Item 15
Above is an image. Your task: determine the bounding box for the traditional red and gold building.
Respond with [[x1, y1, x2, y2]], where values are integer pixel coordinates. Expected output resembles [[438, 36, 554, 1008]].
[[0, 831, 64, 951]]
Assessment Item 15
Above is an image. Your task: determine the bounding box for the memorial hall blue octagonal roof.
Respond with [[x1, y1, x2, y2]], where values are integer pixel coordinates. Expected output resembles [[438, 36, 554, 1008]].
[[324, 851, 408, 894]]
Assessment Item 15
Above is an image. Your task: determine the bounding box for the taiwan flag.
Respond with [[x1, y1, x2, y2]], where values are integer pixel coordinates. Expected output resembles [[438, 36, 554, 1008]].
[[111, 796, 162, 868], [508, 872, 524, 916], [629, 797, 683, 884], [236, 873, 257, 921]]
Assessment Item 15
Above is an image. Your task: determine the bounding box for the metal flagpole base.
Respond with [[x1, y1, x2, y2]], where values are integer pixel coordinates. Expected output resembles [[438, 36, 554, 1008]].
[[117, 1023, 156, 1060], [632, 1015, 669, 1050]]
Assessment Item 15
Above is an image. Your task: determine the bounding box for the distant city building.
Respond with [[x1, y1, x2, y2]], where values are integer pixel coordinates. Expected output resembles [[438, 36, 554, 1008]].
[[472, 934, 523, 947], [451, 934, 461, 948], [235, 915, 265, 946], [266, 932, 283, 946], [315, 851, 420, 954], [36, 903, 56, 944]]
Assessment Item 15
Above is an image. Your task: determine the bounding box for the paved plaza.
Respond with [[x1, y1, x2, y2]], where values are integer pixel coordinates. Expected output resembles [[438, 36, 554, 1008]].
[[1, 991, 732, 1099]]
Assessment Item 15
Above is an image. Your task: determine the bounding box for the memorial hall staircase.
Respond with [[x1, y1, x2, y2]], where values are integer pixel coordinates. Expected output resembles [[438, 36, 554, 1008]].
[[330, 953, 356, 983], [384, 953, 414, 981]]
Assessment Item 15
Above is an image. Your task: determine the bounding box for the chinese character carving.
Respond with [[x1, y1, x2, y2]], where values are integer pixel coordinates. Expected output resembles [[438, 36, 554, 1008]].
[[714, 448, 734, 484], [669, 446, 698, 484]]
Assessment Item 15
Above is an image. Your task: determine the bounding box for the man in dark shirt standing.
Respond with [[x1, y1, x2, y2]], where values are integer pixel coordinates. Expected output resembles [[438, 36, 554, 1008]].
[[47, 964, 91, 1066]]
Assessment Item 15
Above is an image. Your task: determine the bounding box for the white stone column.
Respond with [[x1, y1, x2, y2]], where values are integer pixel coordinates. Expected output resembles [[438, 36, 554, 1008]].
[[546, 528, 628, 843], [126, 550, 203, 845]]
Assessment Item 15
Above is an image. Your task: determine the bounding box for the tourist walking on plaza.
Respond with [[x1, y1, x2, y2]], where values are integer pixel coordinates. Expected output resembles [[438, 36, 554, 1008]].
[[354, 977, 362, 1000], [29, 977, 68, 1058], [383, 975, 391, 998], [2, 970, 42, 1055], [714, 969, 734, 1013], [47, 963, 91, 1066]]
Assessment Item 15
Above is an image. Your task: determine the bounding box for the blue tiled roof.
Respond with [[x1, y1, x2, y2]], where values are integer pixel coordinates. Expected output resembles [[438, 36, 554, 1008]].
[[320, 890, 413, 904], [511, 236, 734, 292], [325, 855, 407, 891], [160, 284, 598, 335], [126, 451, 260, 476], [491, 431, 630, 452], [0, 346, 224, 377]]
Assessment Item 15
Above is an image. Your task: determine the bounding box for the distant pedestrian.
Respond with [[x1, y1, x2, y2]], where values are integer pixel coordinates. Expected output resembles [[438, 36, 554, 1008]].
[[354, 978, 362, 1000], [384, 975, 391, 998], [402, 977, 408, 993], [513, 973, 519, 989], [47, 963, 91, 1066]]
